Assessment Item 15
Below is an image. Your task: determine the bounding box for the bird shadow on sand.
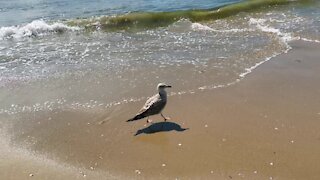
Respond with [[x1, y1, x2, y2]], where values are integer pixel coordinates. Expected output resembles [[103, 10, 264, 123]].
[[134, 121, 189, 136]]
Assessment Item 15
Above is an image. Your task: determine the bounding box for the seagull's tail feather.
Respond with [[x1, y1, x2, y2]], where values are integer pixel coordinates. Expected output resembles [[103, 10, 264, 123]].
[[126, 114, 146, 122]]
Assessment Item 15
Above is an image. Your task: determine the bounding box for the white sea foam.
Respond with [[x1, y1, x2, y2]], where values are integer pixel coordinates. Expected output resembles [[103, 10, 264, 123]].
[[211, 28, 255, 33], [191, 18, 299, 92], [174, 20, 251, 33], [300, 37, 320, 43], [0, 96, 148, 115], [234, 18, 296, 81], [0, 20, 80, 40], [239, 52, 280, 78], [191, 23, 214, 31], [191, 22, 254, 33], [249, 18, 297, 44]]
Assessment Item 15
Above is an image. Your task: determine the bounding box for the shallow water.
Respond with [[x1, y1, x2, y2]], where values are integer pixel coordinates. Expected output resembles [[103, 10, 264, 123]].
[[1, 1, 319, 115]]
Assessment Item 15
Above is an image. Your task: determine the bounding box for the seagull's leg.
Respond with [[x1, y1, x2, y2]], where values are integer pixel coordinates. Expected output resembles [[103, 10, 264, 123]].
[[161, 113, 170, 121], [144, 117, 153, 127], [146, 116, 152, 123], [144, 117, 148, 127]]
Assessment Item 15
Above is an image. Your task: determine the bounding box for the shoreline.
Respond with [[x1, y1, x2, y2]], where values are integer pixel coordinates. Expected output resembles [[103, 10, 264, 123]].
[[1, 40, 320, 179]]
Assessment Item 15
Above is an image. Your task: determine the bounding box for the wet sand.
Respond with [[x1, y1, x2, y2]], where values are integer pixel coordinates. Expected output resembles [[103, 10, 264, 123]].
[[1, 40, 320, 180]]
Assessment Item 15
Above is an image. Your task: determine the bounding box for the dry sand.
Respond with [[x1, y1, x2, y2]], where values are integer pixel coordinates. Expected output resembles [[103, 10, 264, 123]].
[[1, 40, 320, 180]]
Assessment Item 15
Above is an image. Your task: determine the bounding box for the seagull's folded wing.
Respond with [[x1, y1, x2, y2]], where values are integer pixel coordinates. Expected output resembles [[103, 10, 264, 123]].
[[137, 94, 161, 115]]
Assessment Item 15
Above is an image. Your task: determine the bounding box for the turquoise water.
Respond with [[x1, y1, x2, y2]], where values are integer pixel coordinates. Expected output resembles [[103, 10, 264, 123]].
[[0, 0, 319, 115], [0, 0, 239, 26]]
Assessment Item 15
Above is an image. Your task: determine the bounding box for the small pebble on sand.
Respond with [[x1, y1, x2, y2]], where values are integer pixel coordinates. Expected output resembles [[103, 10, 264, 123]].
[[290, 140, 294, 143], [178, 143, 182, 146], [135, 170, 141, 174], [79, 171, 86, 177], [210, 171, 214, 174], [253, 170, 258, 174], [162, 163, 166, 167], [205, 124, 208, 128], [274, 127, 278, 130], [269, 162, 274, 166], [29, 174, 33, 177]]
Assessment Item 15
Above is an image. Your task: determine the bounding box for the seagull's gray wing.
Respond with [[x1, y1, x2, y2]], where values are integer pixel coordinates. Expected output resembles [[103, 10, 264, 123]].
[[138, 94, 161, 114], [127, 94, 166, 122]]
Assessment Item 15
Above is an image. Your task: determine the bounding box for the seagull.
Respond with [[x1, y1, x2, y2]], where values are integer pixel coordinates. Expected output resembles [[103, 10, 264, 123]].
[[127, 83, 172, 123]]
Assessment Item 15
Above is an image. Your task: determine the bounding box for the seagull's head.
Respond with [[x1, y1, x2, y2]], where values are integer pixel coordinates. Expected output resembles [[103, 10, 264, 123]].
[[157, 83, 172, 91]]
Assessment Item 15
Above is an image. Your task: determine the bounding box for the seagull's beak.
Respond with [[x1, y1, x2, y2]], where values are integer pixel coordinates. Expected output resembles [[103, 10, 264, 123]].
[[166, 85, 172, 88]]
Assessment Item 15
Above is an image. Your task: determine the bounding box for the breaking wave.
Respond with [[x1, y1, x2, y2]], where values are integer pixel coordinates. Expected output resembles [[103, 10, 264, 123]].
[[0, 0, 315, 39], [65, 0, 312, 31], [0, 20, 80, 40]]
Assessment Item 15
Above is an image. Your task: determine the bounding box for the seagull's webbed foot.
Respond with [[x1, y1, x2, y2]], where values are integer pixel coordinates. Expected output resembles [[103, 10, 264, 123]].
[[146, 118, 153, 123], [144, 117, 153, 126], [161, 113, 170, 122]]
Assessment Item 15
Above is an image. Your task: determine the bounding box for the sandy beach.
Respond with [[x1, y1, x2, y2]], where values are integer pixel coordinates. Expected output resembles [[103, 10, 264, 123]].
[[1, 40, 320, 180]]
